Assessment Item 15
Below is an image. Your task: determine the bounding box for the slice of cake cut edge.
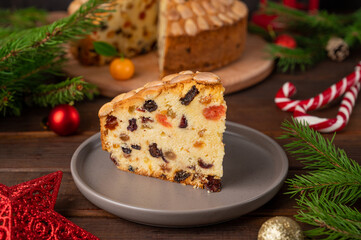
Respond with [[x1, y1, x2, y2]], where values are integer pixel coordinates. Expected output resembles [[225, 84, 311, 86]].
[[99, 71, 227, 192]]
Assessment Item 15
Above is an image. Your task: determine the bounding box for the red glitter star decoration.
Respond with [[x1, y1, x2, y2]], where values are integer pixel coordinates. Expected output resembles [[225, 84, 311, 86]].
[[0, 171, 99, 240]]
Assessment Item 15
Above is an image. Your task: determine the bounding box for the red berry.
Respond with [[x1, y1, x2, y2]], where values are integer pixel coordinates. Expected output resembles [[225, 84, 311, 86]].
[[274, 34, 297, 49]]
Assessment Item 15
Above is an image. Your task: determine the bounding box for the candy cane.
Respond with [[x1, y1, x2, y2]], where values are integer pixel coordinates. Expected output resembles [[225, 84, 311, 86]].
[[293, 82, 360, 133], [275, 62, 361, 112]]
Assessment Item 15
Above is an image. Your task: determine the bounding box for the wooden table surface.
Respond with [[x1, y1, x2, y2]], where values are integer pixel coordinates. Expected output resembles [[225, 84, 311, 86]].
[[1, 50, 361, 239]]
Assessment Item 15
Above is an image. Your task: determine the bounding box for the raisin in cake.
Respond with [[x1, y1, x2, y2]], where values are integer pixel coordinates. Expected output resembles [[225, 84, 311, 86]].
[[68, 0, 248, 75], [98, 71, 226, 192]]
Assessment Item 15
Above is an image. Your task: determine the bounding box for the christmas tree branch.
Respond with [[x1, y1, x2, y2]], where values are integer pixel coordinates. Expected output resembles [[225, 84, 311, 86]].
[[29, 77, 99, 108], [0, 7, 47, 30], [297, 193, 361, 239], [281, 119, 361, 239], [0, 0, 115, 116]]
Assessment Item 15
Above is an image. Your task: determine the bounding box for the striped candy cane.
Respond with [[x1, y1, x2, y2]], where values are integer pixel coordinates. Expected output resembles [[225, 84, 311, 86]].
[[275, 62, 361, 133], [275, 62, 361, 112], [293, 83, 361, 133]]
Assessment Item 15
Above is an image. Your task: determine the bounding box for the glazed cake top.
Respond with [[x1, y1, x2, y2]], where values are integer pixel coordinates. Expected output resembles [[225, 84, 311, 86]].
[[164, 0, 248, 37]]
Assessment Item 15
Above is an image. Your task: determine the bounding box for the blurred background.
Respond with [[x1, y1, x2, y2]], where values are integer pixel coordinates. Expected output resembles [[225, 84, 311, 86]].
[[1, 0, 361, 13]]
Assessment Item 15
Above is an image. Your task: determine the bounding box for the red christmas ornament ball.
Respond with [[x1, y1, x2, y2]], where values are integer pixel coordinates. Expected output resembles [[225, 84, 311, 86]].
[[48, 104, 80, 136], [274, 34, 297, 49]]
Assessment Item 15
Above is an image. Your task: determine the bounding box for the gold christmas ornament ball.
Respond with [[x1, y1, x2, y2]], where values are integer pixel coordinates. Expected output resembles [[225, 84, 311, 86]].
[[258, 216, 304, 240]]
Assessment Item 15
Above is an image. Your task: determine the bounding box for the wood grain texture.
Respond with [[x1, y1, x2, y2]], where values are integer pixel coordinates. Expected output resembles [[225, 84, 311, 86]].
[[64, 34, 274, 97], [1, 45, 361, 238]]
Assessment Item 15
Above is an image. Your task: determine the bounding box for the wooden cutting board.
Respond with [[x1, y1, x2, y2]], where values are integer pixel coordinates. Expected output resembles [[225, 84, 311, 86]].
[[64, 34, 273, 97]]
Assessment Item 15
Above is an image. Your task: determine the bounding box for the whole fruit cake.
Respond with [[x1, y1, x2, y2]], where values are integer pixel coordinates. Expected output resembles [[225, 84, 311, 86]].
[[68, 0, 248, 75], [98, 71, 227, 192]]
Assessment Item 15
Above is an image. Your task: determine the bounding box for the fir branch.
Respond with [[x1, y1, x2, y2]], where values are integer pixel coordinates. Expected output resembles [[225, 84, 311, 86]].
[[0, 7, 47, 30], [296, 193, 361, 239], [0, 0, 114, 63], [29, 77, 99, 107], [248, 23, 273, 42], [268, 44, 324, 72], [281, 119, 361, 239], [0, 0, 115, 116]]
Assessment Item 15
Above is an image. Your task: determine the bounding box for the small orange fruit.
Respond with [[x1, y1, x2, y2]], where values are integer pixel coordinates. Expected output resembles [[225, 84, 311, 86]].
[[109, 58, 135, 80]]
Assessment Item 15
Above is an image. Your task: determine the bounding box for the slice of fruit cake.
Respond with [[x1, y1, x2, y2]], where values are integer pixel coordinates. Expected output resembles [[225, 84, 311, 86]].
[[98, 71, 226, 192]]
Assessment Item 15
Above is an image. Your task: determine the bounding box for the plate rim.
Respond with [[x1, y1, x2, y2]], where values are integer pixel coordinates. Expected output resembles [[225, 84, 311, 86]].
[[70, 121, 288, 215]]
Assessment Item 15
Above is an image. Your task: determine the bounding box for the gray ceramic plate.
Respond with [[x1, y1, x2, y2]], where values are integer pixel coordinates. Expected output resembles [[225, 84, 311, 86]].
[[71, 121, 288, 227]]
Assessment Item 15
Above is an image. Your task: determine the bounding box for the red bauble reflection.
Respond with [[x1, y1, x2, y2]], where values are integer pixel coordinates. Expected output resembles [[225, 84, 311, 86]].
[[48, 104, 80, 136]]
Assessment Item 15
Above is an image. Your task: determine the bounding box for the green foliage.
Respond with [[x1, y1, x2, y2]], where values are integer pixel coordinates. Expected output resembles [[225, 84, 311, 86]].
[[0, 0, 114, 116], [280, 119, 361, 239], [0, 7, 47, 35], [30, 77, 99, 108], [251, 2, 361, 72], [93, 41, 119, 57]]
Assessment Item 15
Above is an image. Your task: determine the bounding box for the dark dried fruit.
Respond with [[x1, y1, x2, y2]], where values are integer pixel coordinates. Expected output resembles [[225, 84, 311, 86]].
[[149, 143, 168, 163], [188, 165, 196, 170], [131, 144, 141, 150], [122, 147, 132, 154], [198, 159, 213, 169], [179, 115, 188, 128], [110, 154, 118, 166], [127, 118, 137, 132], [128, 165, 134, 172], [105, 115, 118, 130], [141, 116, 154, 123], [120, 133, 130, 141], [205, 176, 222, 192], [164, 151, 177, 160], [180, 85, 199, 105], [143, 100, 158, 112], [174, 170, 191, 182], [149, 143, 163, 158]]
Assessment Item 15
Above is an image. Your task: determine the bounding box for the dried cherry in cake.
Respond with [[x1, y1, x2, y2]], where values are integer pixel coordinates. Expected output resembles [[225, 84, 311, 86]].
[[198, 159, 213, 169], [179, 115, 188, 128], [149, 143, 163, 158], [122, 147, 132, 154], [180, 85, 199, 105], [205, 176, 222, 192], [156, 114, 172, 128], [105, 115, 118, 130], [131, 144, 141, 150], [203, 105, 226, 120], [141, 116, 154, 123], [143, 100, 158, 112], [174, 170, 191, 182], [127, 118, 138, 131]]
